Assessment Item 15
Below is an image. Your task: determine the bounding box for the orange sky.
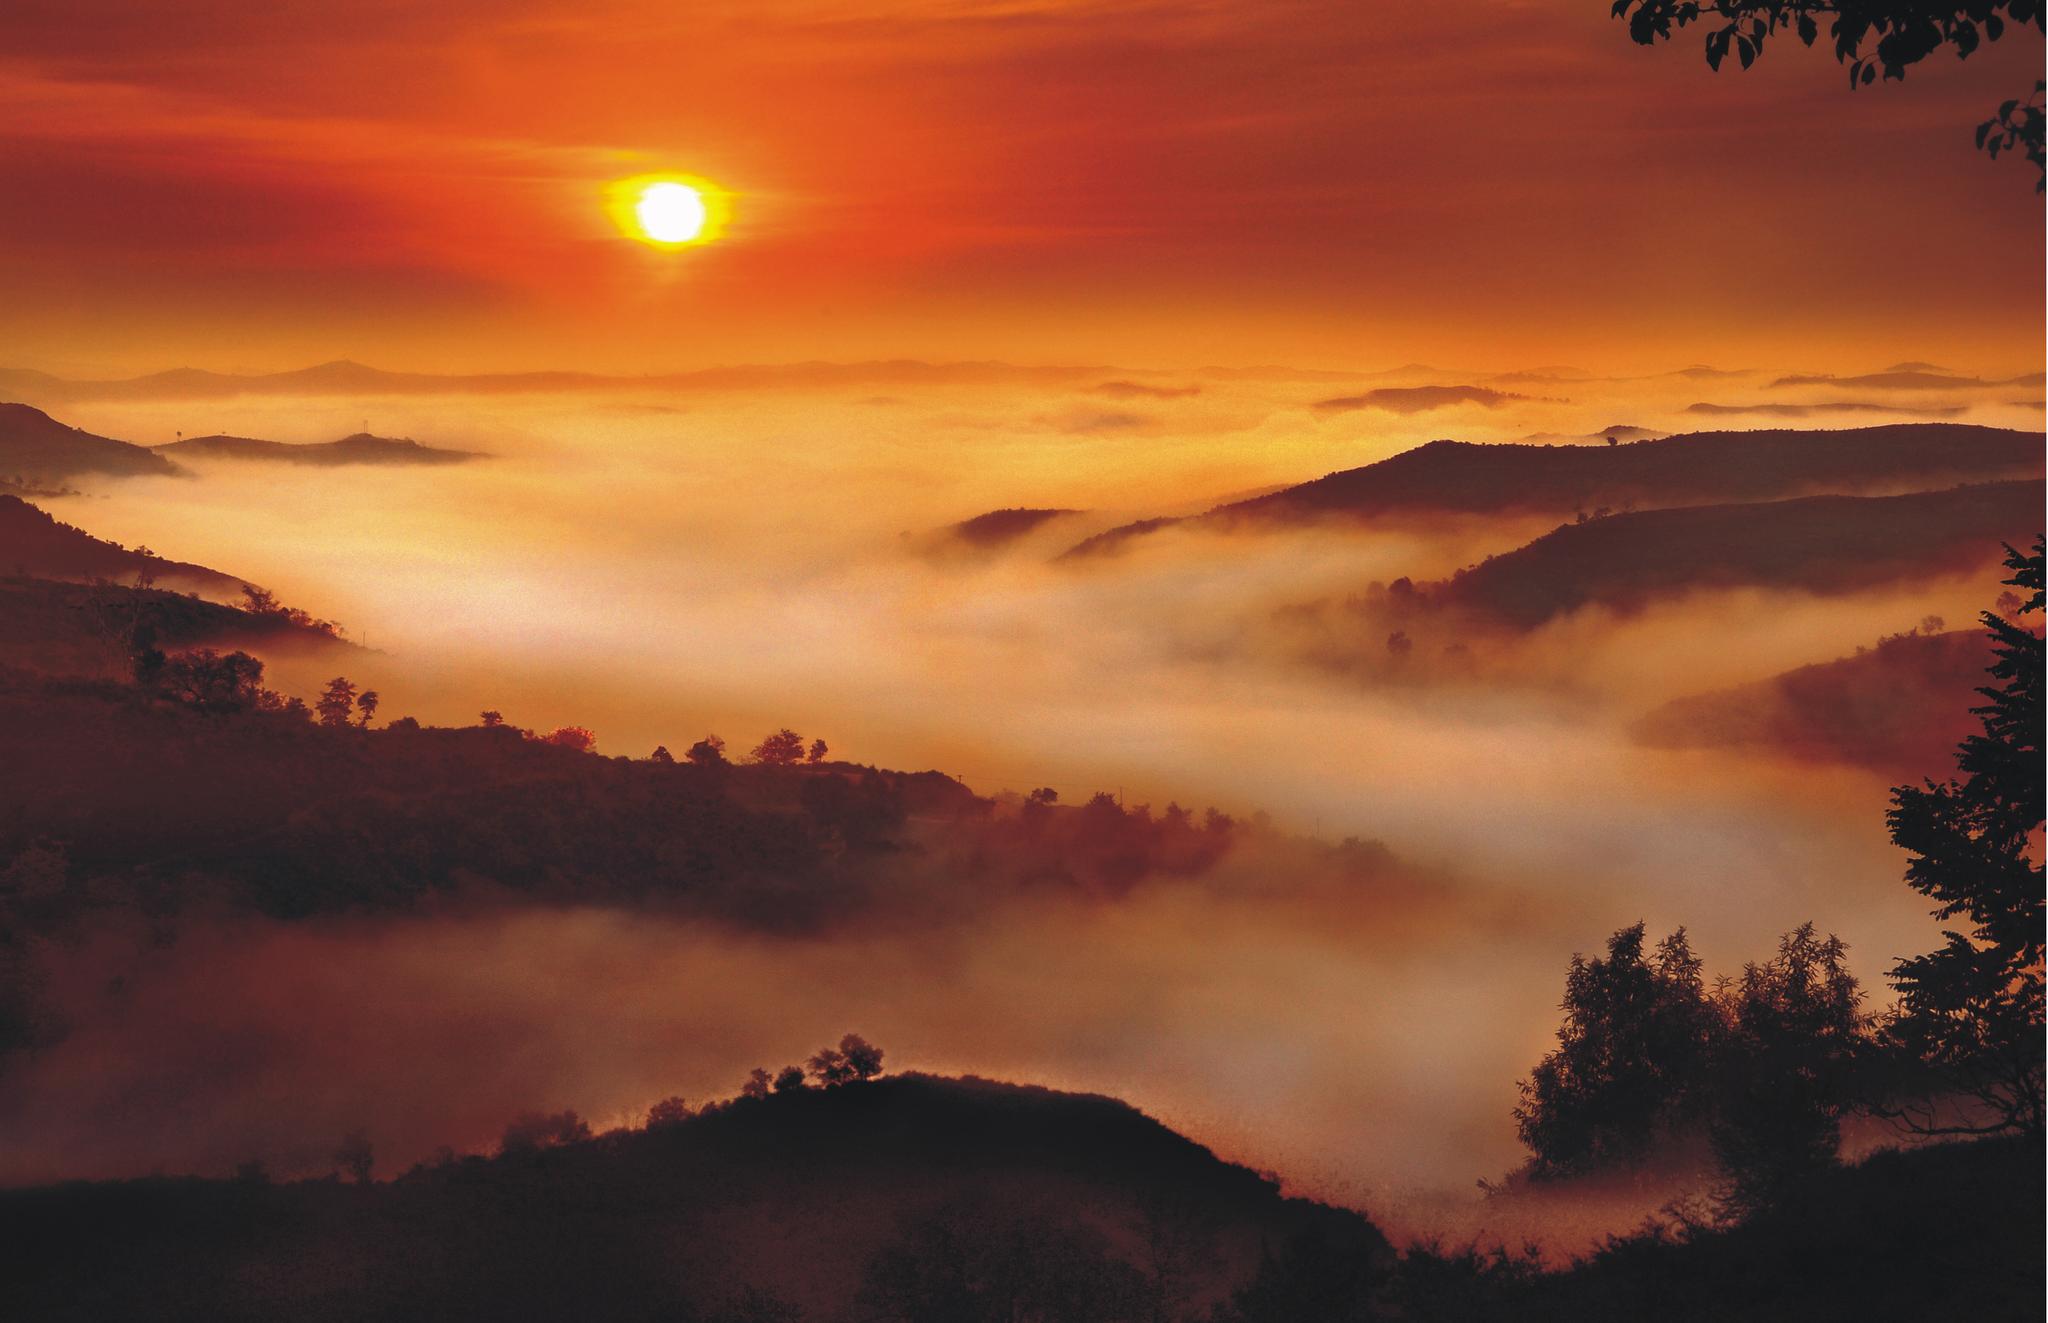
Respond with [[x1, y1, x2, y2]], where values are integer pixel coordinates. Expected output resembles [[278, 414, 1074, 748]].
[[2, 0, 2042, 375]]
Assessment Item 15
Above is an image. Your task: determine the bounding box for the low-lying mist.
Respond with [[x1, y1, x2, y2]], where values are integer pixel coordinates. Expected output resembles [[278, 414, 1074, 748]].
[[13, 366, 2029, 1238]]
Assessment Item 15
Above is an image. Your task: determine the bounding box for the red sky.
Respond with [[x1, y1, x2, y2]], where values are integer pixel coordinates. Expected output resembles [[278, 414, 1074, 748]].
[[2, 0, 2041, 375]]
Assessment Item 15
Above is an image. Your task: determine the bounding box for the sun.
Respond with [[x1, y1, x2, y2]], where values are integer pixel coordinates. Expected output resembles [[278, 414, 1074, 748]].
[[605, 174, 730, 249], [636, 182, 706, 243]]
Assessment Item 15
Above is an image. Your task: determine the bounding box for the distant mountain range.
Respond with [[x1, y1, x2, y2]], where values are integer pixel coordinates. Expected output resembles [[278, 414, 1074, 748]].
[[1769, 369, 2047, 391], [154, 432, 482, 466], [1, 402, 479, 483], [0, 359, 1139, 404], [1061, 424, 2045, 559]]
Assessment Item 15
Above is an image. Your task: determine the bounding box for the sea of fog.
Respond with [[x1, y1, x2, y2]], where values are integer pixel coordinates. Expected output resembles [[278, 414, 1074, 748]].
[[20, 369, 2031, 1239]]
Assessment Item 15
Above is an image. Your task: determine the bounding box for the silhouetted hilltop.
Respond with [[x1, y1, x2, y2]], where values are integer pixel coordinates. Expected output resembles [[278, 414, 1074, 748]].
[[1065, 424, 2043, 556], [0, 1074, 2033, 1322], [1633, 628, 1995, 774], [937, 506, 1084, 551], [0, 402, 176, 484], [0, 578, 354, 678], [0, 495, 240, 596], [0, 665, 1267, 932], [1522, 425, 1668, 444], [154, 431, 484, 466], [1432, 481, 2041, 628], [0, 1073, 1385, 1323]]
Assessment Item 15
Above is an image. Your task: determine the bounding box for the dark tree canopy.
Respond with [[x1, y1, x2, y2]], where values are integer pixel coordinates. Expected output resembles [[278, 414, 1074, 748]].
[[1516, 921, 1869, 1204], [1884, 537, 2044, 1135], [1612, 1, 2048, 186], [751, 728, 806, 766], [1712, 924, 1866, 1211], [1514, 923, 1722, 1176]]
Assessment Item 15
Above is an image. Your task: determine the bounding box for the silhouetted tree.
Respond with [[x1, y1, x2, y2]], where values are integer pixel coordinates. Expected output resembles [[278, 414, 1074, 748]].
[[808, 737, 830, 764], [751, 728, 806, 766], [809, 1033, 886, 1084], [1612, 0, 2046, 187], [741, 1067, 773, 1100], [649, 744, 675, 764], [1883, 537, 2044, 1136], [155, 649, 271, 715], [1713, 924, 1867, 1211], [841, 1032, 886, 1079], [479, 709, 505, 727], [687, 734, 729, 766], [645, 1095, 692, 1128], [498, 1110, 592, 1154], [355, 689, 379, 728], [1515, 924, 1723, 1176], [316, 677, 357, 728], [772, 1064, 808, 1093], [541, 726, 597, 753], [333, 1130, 374, 1184]]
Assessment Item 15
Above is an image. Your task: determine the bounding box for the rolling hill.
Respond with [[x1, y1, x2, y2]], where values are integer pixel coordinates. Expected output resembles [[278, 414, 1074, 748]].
[[0, 1073, 2033, 1323], [1064, 424, 2044, 557], [0, 402, 177, 484], [154, 431, 484, 466], [932, 506, 1085, 553], [0, 1073, 1377, 1323], [1431, 481, 2042, 629], [0, 495, 241, 596], [1632, 628, 1996, 775]]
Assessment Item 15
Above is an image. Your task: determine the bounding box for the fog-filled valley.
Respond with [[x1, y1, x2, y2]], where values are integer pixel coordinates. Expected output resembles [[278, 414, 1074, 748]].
[[4, 361, 2040, 1272]]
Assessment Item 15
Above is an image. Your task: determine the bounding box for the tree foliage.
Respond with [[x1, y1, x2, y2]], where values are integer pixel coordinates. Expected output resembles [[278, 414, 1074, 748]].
[[540, 725, 597, 753], [498, 1110, 592, 1154], [332, 1130, 375, 1184], [1883, 537, 2044, 1135], [809, 1032, 886, 1084], [1515, 923, 1723, 1176], [153, 649, 274, 715], [645, 1095, 692, 1128], [316, 676, 358, 729], [1712, 924, 1866, 1211], [751, 728, 806, 766], [1611, 0, 2048, 186], [1517, 921, 1870, 1205]]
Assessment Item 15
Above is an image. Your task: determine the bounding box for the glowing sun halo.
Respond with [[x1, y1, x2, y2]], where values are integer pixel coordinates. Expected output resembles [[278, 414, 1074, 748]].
[[606, 174, 728, 249], [635, 181, 708, 244]]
